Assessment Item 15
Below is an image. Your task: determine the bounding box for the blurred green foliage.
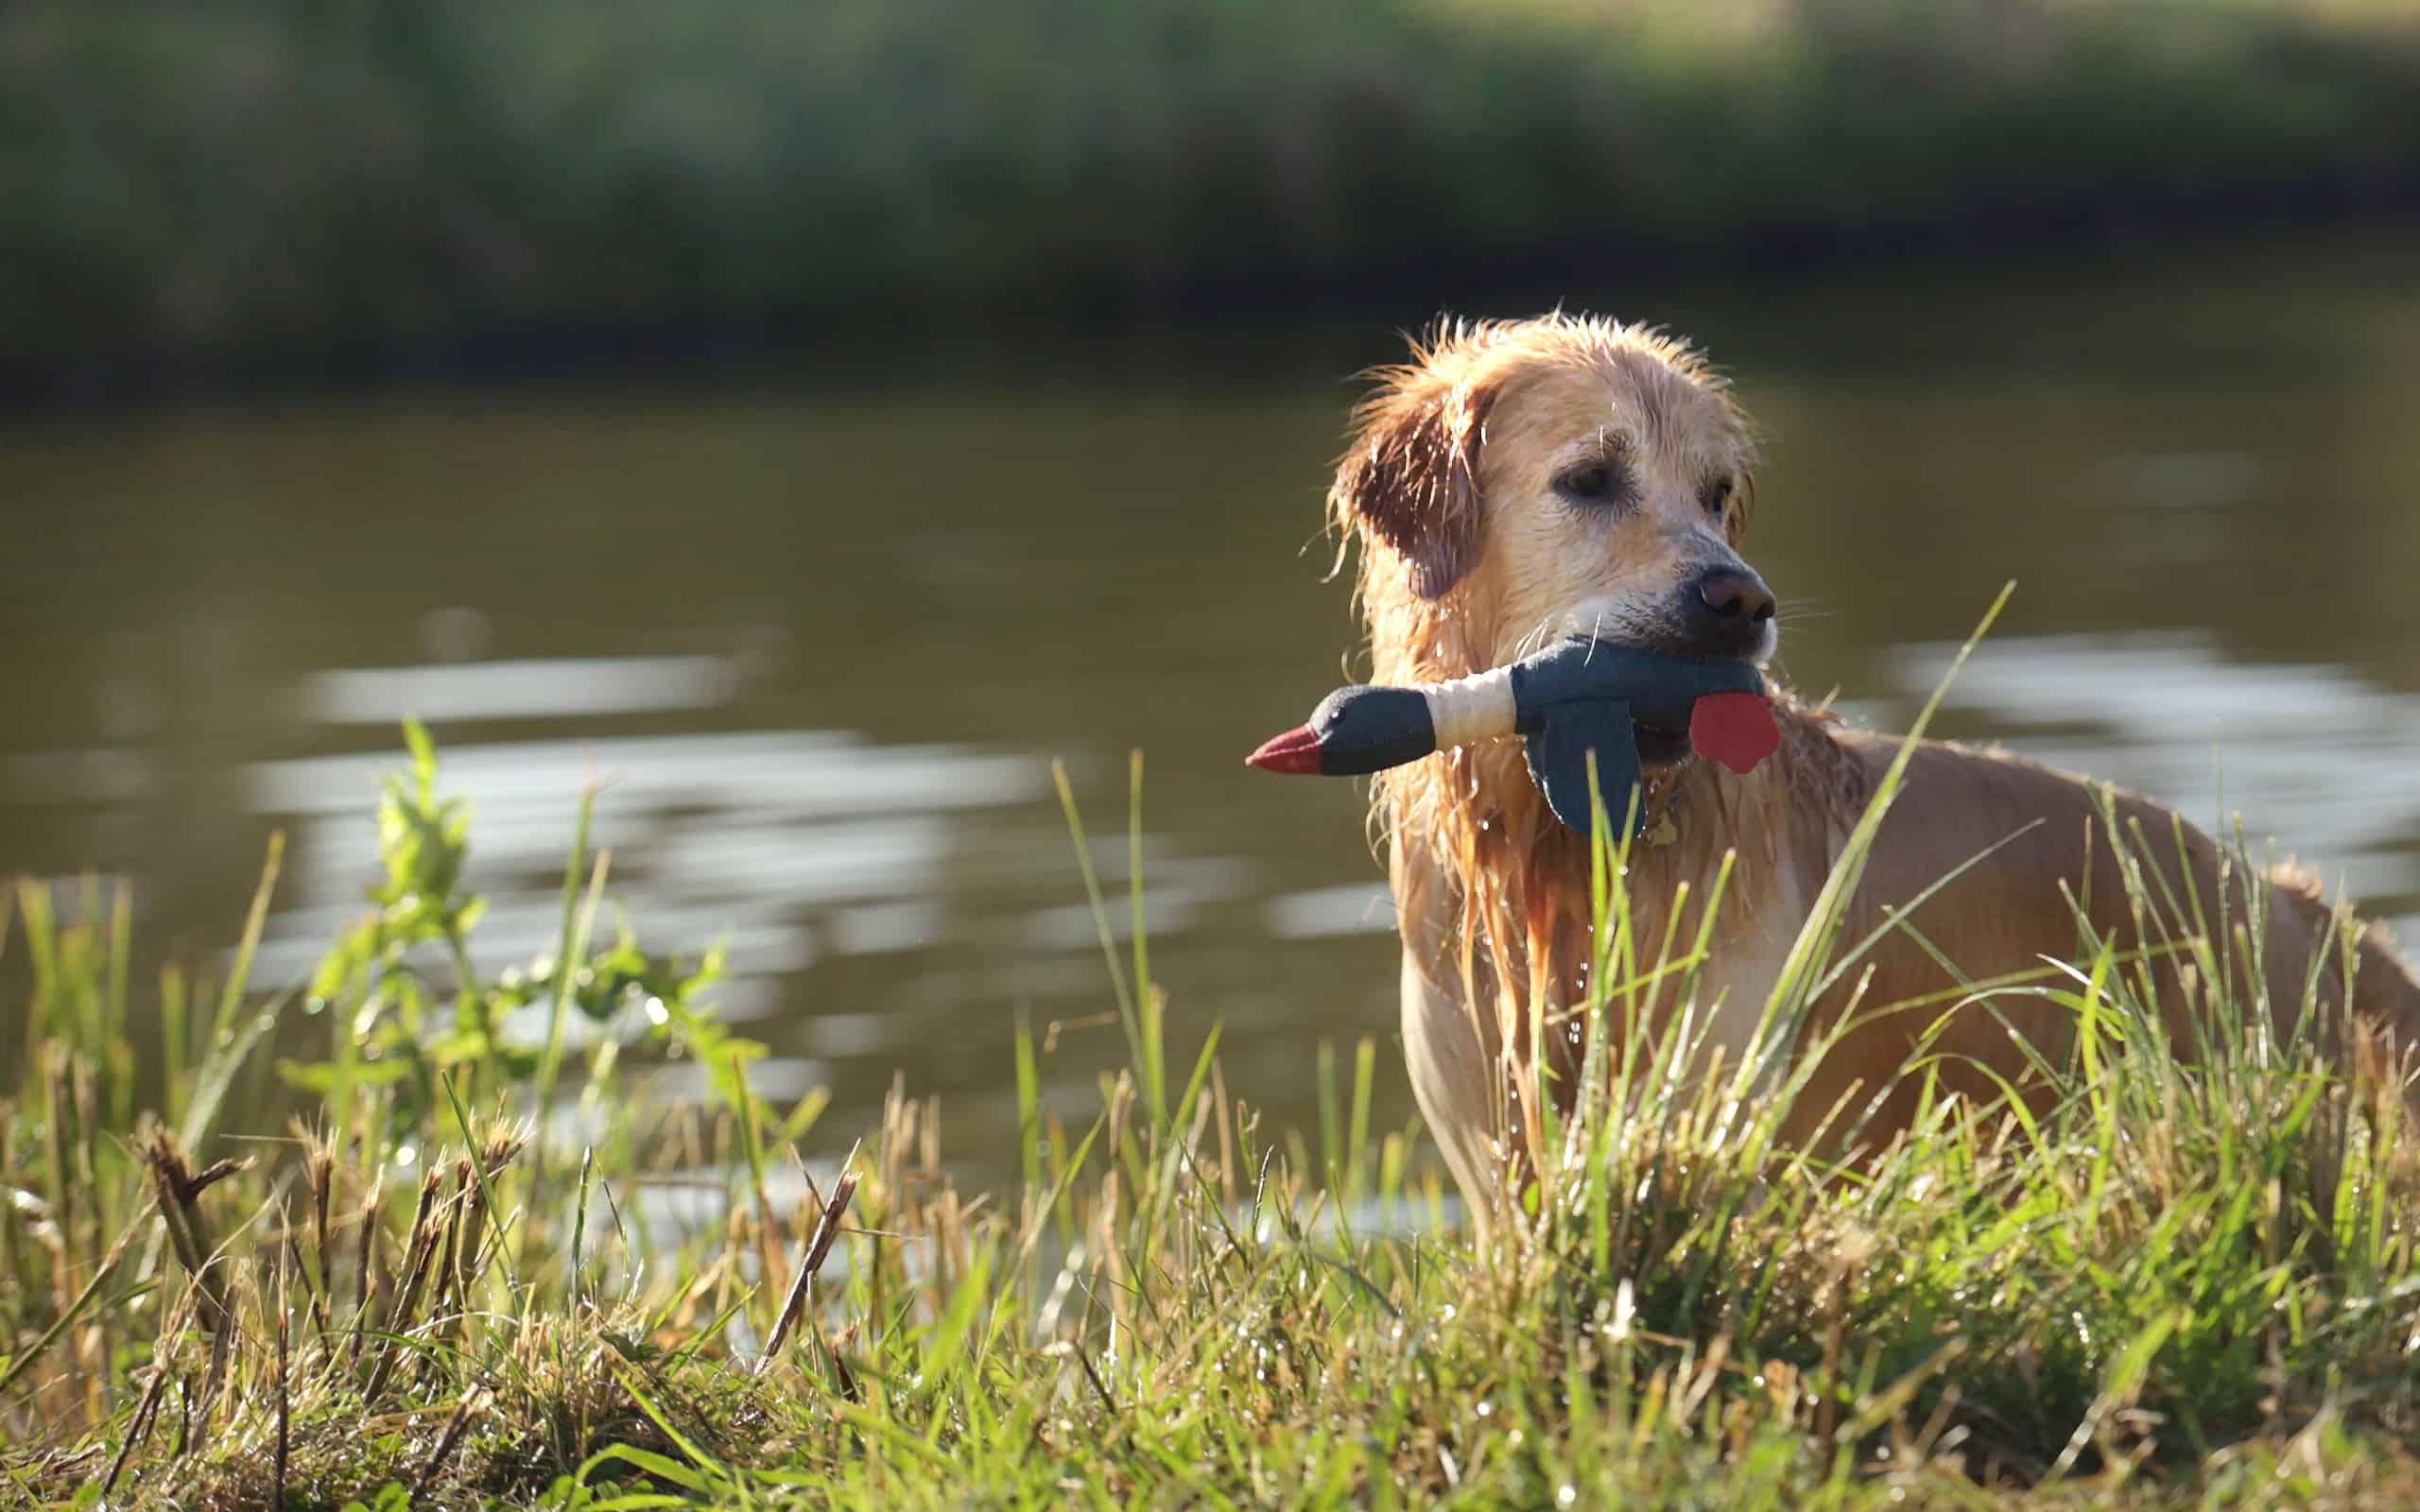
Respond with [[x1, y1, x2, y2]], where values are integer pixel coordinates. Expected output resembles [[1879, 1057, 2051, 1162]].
[[0, 0, 2414, 386]]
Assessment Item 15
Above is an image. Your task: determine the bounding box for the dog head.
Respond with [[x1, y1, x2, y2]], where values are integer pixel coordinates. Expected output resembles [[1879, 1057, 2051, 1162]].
[[1331, 314, 1772, 766]]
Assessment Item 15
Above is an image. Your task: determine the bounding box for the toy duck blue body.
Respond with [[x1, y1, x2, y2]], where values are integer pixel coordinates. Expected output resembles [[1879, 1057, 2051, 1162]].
[[1248, 637, 1780, 839]]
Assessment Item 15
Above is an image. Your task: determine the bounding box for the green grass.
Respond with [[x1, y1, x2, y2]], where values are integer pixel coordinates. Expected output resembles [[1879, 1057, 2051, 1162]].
[[9, 627, 2420, 1506], [3, 0, 2417, 391]]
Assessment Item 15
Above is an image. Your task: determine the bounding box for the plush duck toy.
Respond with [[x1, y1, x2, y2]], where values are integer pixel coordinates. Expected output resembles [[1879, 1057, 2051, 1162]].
[[1247, 638, 1781, 839]]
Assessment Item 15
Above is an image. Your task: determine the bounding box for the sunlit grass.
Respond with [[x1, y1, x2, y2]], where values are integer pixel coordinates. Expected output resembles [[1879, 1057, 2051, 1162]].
[[7, 610, 2420, 1506]]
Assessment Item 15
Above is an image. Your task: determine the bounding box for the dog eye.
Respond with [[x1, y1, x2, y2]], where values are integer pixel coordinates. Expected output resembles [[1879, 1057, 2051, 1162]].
[[1553, 460, 1625, 507], [1701, 475, 1735, 515]]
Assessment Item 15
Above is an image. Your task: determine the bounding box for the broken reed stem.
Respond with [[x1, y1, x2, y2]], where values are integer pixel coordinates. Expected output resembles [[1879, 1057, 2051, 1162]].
[[104, 1366, 169, 1497], [434, 1160, 471, 1333], [275, 1239, 291, 1512], [302, 1122, 337, 1343], [414, 1386, 492, 1499], [363, 1167, 447, 1403], [199, 1297, 233, 1452], [102, 1285, 195, 1499], [137, 1123, 251, 1338], [349, 1171, 385, 1362], [458, 1160, 489, 1303], [758, 1148, 862, 1375]]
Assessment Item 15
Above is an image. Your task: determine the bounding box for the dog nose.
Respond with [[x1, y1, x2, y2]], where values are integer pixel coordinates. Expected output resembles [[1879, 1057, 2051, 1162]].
[[1686, 567, 1776, 655], [1696, 568, 1776, 626]]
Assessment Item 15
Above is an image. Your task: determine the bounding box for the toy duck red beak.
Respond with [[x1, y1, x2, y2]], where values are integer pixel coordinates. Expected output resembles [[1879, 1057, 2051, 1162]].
[[1688, 692, 1781, 775], [1245, 724, 1323, 775]]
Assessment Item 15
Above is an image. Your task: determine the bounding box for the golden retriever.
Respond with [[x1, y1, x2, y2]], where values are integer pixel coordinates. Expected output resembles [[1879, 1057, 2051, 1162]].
[[1313, 313, 2420, 1226]]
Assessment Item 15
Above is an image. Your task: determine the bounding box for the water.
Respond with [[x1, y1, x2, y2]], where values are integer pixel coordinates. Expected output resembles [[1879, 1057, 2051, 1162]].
[[5, 239, 2417, 1191]]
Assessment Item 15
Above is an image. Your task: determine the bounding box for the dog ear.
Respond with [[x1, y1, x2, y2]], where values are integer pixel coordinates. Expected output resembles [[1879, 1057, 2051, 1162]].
[[1330, 377, 1496, 600]]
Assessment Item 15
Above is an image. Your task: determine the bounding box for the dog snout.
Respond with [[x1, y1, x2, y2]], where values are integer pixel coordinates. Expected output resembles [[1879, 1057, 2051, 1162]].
[[1688, 567, 1776, 655]]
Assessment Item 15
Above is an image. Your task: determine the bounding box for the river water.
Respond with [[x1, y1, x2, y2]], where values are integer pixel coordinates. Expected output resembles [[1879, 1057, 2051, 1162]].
[[5, 238, 2417, 1190]]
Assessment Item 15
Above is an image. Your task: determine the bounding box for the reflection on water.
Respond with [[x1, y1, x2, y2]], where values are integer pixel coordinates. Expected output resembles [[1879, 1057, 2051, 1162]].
[[241, 725, 1046, 984], [1882, 635, 2420, 920], [299, 654, 744, 724], [2, 240, 2417, 1191]]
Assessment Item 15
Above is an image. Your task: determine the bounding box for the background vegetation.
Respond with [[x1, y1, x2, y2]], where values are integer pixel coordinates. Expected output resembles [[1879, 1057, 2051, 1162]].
[[4, 0, 2417, 396]]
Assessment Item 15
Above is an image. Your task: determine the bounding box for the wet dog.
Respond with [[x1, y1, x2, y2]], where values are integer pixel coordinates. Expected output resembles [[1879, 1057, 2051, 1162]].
[[1318, 314, 2420, 1225]]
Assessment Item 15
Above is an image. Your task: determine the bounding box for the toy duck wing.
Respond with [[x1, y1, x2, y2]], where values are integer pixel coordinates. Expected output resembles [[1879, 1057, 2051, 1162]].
[[1522, 699, 1644, 839]]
